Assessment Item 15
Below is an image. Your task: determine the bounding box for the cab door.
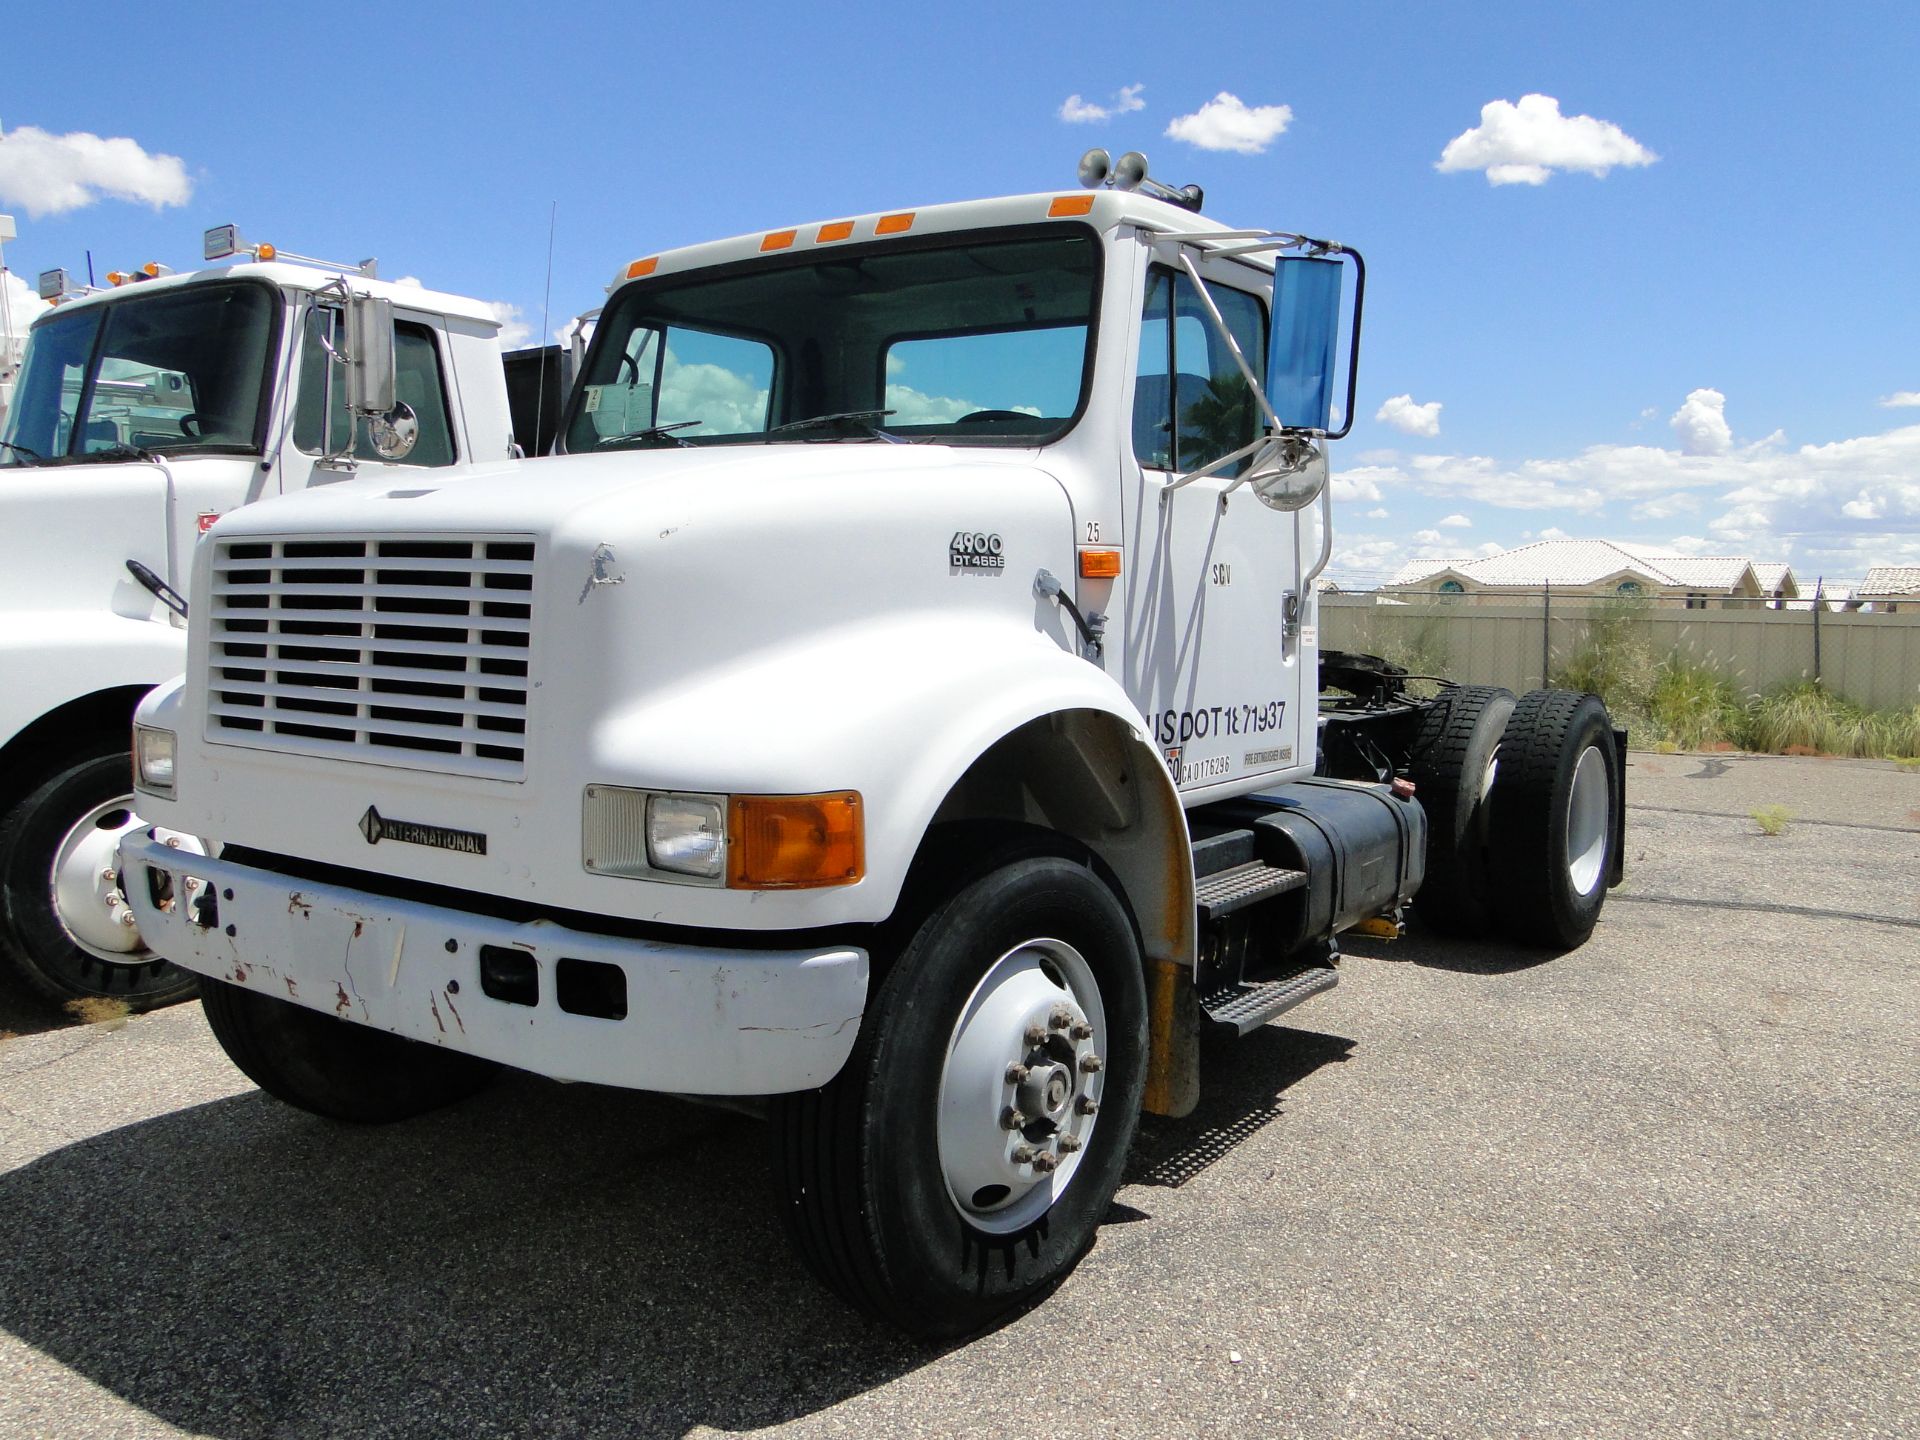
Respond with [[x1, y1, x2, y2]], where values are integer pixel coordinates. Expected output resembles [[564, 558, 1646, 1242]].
[[1120, 257, 1311, 802], [282, 302, 466, 491]]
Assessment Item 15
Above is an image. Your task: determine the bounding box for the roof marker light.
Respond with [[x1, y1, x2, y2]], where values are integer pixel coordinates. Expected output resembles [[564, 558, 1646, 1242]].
[[761, 229, 797, 252], [816, 220, 855, 242], [625, 257, 658, 280], [875, 212, 915, 235], [1048, 195, 1096, 217]]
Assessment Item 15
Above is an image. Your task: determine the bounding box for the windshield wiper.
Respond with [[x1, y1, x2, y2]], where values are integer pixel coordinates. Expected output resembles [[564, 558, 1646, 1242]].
[[71, 442, 158, 465], [0, 439, 45, 463], [597, 420, 703, 450], [768, 409, 905, 443]]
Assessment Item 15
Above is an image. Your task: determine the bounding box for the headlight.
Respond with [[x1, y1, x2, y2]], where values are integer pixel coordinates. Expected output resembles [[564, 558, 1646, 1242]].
[[582, 786, 725, 882], [646, 794, 726, 878], [134, 725, 176, 798]]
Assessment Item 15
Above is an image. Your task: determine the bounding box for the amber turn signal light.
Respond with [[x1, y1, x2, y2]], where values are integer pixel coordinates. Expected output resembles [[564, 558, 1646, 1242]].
[[1078, 548, 1122, 578], [727, 792, 864, 889]]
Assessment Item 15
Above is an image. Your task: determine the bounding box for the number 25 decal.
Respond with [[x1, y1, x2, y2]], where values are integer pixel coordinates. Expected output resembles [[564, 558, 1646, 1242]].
[[1085, 521, 1101, 543]]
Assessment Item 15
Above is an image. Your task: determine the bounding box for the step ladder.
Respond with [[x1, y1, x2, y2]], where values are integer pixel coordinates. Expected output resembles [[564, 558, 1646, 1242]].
[[1198, 962, 1339, 1036]]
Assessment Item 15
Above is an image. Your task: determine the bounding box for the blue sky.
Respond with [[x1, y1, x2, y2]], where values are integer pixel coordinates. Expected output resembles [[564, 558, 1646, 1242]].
[[4, 0, 1915, 584]]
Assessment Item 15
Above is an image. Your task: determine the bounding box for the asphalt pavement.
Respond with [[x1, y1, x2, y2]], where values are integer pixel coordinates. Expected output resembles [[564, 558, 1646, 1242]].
[[2, 752, 1916, 1439]]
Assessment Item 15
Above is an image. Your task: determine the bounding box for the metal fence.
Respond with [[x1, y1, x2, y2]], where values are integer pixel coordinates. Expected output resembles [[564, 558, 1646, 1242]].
[[1321, 591, 1920, 711]]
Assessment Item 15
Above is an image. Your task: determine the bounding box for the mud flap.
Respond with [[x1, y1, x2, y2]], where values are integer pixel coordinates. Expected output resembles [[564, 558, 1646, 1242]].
[[1609, 726, 1629, 888]]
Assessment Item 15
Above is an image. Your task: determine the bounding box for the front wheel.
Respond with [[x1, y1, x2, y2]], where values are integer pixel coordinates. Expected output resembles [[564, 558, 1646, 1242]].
[[771, 852, 1148, 1339], [0, 749, 197, 1010], [200, 979, 499, 1124]]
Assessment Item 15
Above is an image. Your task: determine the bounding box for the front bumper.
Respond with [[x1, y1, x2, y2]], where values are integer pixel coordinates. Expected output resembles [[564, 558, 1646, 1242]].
[[120, 834, 868, 1095]]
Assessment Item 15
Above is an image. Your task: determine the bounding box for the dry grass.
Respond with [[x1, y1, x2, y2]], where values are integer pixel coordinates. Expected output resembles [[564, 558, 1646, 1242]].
[[64, 996, 132, 1030], [1750, 804, 1794, 837]]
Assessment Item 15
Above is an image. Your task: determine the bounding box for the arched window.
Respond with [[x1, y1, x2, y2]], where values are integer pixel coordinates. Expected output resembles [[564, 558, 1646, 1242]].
[[1438, 579, 1465, 593], [1616, 580, 1643, 597]]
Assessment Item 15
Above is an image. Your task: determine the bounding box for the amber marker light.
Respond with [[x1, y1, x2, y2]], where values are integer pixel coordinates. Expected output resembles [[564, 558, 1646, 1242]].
[[1048, 195, 1096, 217], [727, 792, 864, 889], [625, 257, 658, 280], [875, 212, 915, 235], [255, 243, 277, 261], [816, 220, 855, 242], [1078, 548, 1122, 579], [761, 229, 797, 251]]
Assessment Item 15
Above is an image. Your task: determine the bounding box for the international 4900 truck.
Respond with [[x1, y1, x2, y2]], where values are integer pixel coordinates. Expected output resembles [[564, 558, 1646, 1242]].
[[121, 155, 1624, 1337], [0, 230, 564, 1010]]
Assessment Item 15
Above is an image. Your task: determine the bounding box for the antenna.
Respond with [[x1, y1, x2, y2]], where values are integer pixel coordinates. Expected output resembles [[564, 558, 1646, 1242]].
[[533, 200, 557, 455]]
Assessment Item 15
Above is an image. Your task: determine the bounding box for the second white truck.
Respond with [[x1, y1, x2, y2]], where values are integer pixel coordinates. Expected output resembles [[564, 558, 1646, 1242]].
[[122, 157, 1624, 1336], [0, 231, 556, 1009]]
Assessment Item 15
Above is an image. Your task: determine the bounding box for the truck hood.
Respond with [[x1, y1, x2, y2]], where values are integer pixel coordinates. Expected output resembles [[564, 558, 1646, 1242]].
[[213, 442, 1050, 539]]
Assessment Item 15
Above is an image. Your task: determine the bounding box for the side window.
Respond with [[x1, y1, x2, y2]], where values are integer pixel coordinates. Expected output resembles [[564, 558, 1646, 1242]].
[[577, 324, 774, 445], [1132, 268, 1267, 474], [294, 312, 458, 467], [882, 326, 1087, 434]]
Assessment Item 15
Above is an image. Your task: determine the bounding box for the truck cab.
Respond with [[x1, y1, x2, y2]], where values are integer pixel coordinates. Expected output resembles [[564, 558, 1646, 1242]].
[[0, 239, 520, 1009], [123, 162, 1623, 1337]]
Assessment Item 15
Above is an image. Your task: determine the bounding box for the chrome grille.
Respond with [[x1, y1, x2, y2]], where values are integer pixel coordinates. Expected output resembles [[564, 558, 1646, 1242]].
[[206, 534, 536, 780]]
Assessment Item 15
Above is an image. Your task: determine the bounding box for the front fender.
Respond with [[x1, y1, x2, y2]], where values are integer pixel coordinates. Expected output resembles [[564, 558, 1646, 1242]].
[[589, 611, 1193, 950]]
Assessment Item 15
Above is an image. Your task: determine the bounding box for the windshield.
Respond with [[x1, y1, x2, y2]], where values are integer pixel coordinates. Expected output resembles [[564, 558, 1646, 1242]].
[[0, 281, 278, 465], [564, 227, 1099, 452]]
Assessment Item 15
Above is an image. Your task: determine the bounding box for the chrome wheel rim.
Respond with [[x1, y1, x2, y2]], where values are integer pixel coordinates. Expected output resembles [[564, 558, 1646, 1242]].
[[936, 937, 1107, 1235], [1566, 744, 1610, 897], [48, 796, 149, 961]]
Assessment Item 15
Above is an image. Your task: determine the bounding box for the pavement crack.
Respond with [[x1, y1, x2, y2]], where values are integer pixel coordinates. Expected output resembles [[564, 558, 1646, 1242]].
[[1614, 891, 1920, 931]]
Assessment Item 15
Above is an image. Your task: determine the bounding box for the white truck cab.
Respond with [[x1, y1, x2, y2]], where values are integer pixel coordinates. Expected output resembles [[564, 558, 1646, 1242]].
[[123, 158, 1625, 1337], [0, 234, 523, 1009]]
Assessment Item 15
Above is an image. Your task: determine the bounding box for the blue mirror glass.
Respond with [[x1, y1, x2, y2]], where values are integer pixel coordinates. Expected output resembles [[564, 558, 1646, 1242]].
[[1266, 257, 1341, 431]]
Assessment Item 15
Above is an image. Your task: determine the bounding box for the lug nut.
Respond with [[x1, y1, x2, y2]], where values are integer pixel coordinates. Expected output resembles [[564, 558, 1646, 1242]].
[[1031, 1151, 1060, 1174], [1024, 1024, 1048, 1047], [1005, 1063, 1030, 1085], [1011, 1144, 1036, 1165], [100, 867, 119, 884], [1001, 1106, 1027, 1131], [1048, 1006, 1073, 1030], [1079, 1053, 1103, 1074], [1068, 1020, 1094, 1041], [1075, 1096, 1099, 1115], [1057, 1133, 1083, 1153], [118, 910, 139, 927]]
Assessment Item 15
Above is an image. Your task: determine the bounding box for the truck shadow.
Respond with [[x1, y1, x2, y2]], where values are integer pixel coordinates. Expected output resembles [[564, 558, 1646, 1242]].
[[0, 1075, 930, 1437], [1126, 1024, 1354, 1189], [1349, 926, 1562, 975]]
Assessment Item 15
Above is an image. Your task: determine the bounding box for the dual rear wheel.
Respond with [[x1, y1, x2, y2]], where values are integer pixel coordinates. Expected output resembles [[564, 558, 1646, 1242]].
[[1410, 686, 1620, 949]]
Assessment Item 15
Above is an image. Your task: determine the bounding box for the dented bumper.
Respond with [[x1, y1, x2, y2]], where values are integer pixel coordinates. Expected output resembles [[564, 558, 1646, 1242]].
[[119, 833, 868, 1095]]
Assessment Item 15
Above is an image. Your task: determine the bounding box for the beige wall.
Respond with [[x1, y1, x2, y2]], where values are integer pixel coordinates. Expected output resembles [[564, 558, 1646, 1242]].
[[1323, 597, 1920, 710]]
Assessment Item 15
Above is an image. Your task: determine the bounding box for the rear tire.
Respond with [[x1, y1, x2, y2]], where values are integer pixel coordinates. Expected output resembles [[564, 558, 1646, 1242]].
[[770, 853, 1148, 1340], [1406, 684, 1515, 937], [199, 978, 499, 1124], [1490, 689, 1619, 950], [0, 748, 197, 1011]]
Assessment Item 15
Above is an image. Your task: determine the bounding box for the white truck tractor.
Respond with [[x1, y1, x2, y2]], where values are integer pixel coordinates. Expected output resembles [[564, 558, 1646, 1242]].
[[121, 155, 1625, 1338], [0, 229, 558, 1010]]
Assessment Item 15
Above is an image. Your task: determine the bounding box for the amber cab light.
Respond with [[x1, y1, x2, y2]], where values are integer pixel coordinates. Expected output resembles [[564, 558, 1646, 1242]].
[[1048, 195, 1096, 217], [1078, 548, 1122, 578], [728, 792, 864, 889]]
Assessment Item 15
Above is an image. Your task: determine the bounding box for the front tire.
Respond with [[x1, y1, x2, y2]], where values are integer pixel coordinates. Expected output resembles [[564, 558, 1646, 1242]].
[[772, 853, 1148, 1339], [200, 979, 499, 1124], [0, 749, 197, 1010], [1490, 689, 1620, 950]]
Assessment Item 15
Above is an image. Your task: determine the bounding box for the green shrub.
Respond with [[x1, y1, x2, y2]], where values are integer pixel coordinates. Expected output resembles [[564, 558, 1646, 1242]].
[[1750, 804, 1793, 836], [1647, 658, 1747, 752]]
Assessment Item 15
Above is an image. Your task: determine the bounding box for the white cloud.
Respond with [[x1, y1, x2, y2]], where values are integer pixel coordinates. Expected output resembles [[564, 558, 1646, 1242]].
[[485, 300, 532, 349], [1632, 492, 1700, 521], [0, 120, 192, 218], [1841, 492, 1882, 520], [1436, 94, 1657, 186], [1376, 394, 1442, 437], [1412, 529, 1447, 545], [1669, 387, 1732, 456], [1538, 527, 1573, 541], [1165, 93, 1293, 155], [2, 269, 50, 349], [660, 351, 769, 435], [393, 275, 424, 288], [1060, 84, 1146, 124], [1881, 391, 1920, 408], [1437, 513, 1472, 528], [1333, 473, 1383, 503], [1366, 507, 1390, 520]]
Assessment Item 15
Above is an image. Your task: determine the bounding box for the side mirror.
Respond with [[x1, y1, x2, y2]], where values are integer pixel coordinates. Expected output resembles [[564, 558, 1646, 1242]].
[[367, 400, 419, 461], [1247, 435, 1328, 512], [1265, 256, 1342, 434], [344, 293, 397, 416]]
